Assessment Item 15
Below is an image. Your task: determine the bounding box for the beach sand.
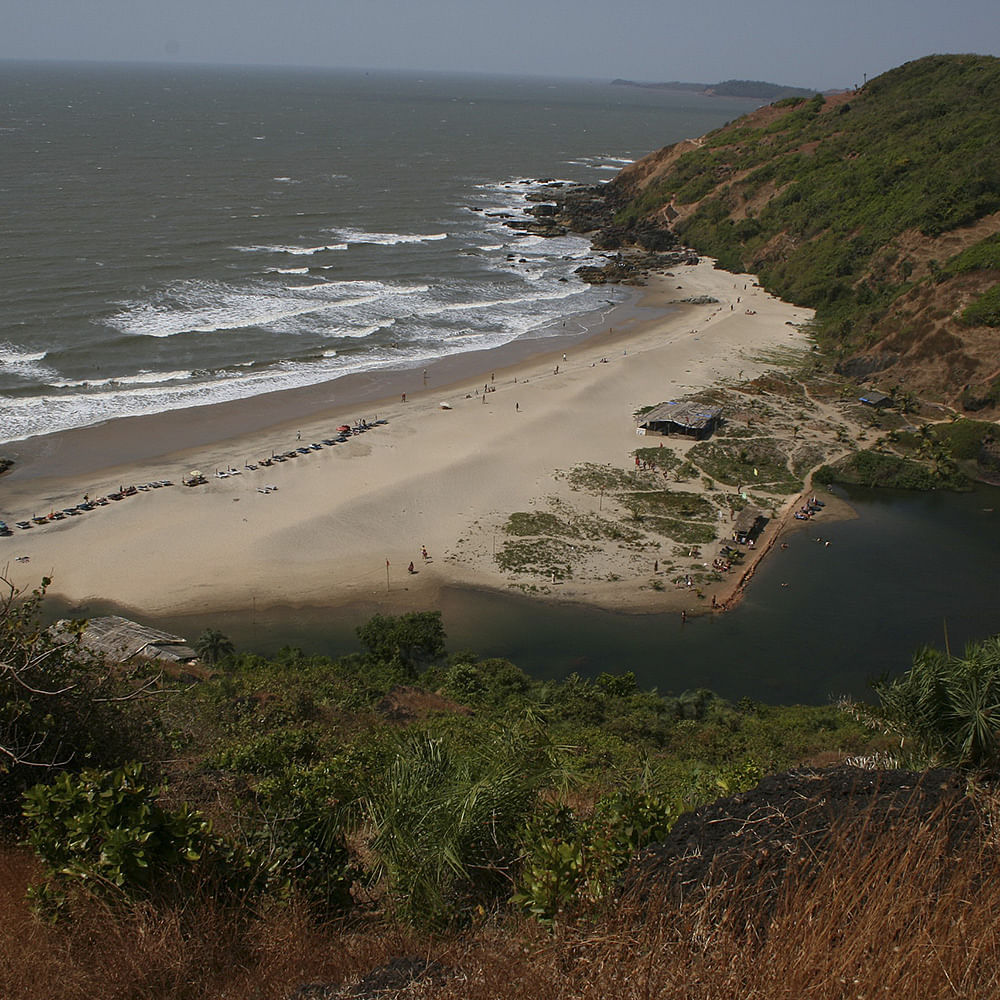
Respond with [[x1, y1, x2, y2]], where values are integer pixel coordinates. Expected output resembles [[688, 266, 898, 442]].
[[1, 260, 816, 619]]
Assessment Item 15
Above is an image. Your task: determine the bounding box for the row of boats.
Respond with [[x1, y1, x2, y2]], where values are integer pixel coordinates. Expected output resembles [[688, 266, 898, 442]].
[[2, 481, 176, 534], [1, 419, 388, 534], [184, 421, 387, 486]]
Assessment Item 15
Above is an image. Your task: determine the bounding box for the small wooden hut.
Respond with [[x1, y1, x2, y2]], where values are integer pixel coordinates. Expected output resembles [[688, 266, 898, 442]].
[[859, 389, 892, 409], [732, 507, 766, 545]]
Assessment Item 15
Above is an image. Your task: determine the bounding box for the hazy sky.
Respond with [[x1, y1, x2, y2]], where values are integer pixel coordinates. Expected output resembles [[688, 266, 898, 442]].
[[3, 0, 998, 91]]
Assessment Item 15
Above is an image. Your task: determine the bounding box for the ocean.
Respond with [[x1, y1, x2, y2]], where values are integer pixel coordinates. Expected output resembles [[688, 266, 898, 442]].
[[0, 61, 758, 445]]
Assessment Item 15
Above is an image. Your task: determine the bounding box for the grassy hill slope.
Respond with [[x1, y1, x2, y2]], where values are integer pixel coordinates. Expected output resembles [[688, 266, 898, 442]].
[[607, 54, 1000, 411]]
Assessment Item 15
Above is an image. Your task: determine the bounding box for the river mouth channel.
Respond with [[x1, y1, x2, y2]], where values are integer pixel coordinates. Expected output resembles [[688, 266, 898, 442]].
[[41, 484, 1000, 705]]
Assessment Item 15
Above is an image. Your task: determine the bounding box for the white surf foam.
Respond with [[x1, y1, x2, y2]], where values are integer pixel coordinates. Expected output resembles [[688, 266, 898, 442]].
[[106, 278, 422, 339], [328, 228, 449, 246], [235, 243, 348, 254]]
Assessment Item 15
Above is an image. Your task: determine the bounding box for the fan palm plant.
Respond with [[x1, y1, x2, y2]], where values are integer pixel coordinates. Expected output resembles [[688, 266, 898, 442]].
[[358, 718, 571, 924], [851, 635, 1000, 770]]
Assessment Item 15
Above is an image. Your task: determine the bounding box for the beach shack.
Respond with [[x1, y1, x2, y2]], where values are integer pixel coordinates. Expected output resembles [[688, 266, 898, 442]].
[[859, 389, 892, 409], [66, 616, 197, 666], [732, 506, 766, 545], [637, 399, 722, 439]]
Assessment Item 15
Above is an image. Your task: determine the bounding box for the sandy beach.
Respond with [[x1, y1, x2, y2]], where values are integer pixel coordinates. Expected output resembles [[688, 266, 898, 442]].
[[1, 259, 819, 620]]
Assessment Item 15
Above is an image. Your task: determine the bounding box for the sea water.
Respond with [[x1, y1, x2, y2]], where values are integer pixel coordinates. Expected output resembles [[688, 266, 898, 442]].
[[0, 62, 759, 444]]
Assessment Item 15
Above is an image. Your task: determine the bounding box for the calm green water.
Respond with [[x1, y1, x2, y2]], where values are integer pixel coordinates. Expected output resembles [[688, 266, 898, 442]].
[[113, 483, 1000, 705]]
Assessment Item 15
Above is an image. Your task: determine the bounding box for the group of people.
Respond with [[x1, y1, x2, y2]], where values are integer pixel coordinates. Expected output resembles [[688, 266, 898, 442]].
[[407, 546, 431, 574], [793, 495, 826, 521]]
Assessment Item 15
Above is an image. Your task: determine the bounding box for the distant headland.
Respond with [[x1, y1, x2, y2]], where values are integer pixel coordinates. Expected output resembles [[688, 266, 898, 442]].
[[610, 78, 818, 101]]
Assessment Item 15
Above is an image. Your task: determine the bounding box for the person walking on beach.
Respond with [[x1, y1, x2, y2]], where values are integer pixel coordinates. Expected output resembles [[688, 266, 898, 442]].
[[421, 545, 429, 560], [515, 402, 519, 412]]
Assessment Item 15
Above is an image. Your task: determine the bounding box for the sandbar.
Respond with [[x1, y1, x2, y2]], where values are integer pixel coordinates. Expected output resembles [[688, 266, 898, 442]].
[[1, 260, 816, 621]]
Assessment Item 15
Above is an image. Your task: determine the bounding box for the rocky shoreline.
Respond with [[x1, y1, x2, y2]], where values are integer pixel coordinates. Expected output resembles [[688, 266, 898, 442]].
[[502, 178, 699, 285]]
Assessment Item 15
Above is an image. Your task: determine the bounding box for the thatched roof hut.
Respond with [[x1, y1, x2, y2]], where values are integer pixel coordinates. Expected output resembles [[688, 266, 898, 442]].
[[638, 399, 722, 438], [732, 507, 766, 545], [68, 616, 197, 664]]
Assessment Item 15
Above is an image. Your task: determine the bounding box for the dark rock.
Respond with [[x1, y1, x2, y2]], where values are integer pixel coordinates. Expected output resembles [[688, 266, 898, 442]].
[[627, 766, 976, 912]]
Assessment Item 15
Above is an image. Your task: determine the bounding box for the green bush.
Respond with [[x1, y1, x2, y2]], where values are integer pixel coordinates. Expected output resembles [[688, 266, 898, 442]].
[[248, 763, 356, 915], [513, 785, 682, 923], [360, 723, 565, 925], [23, 763, 254, 916], [960, 283, 1000, 327], [356, 611, 447, 677]]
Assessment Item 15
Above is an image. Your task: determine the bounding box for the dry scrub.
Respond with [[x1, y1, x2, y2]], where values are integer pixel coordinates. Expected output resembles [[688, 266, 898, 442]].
[[3, 797, 998, 999]]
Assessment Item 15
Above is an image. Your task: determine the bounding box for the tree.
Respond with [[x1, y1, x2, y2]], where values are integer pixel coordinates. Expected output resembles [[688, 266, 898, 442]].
[[0, 576, 154, 818], [356, 612, 446, 677], [195, 628, 235, 666]]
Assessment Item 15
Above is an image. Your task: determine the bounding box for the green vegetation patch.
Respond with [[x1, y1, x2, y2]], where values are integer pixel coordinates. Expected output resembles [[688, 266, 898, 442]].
[[687, 439, 802, 493], [945, 232, 1000, 274], [570, 512, 647, 544], [643, 518, 718, 544], [622, 490, 716, 521], [504, 511, 577, 538], [960, 283, 1000, 327], [561, 462, 659, 494], [633, 446, 682, 474], [815, 449, 969, 490], [932, 419, 997, 460], [496, 537, 587, 579]]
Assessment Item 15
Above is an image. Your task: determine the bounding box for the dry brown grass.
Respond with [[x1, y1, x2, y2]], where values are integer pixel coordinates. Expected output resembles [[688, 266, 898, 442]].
[[2, 803, 998, 999]]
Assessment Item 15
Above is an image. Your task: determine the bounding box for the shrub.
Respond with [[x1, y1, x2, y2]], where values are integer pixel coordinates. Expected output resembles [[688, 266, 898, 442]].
[[22, 763, 254, 916], [845, 635, 1000, 770]]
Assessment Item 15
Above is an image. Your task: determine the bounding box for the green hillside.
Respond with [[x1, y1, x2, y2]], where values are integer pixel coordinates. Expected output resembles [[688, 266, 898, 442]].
[[608, 55, 1000, 410]]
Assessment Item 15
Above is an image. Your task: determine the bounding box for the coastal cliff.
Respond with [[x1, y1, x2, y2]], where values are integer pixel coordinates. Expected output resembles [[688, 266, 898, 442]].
[[545, 55, 1000, 414]]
